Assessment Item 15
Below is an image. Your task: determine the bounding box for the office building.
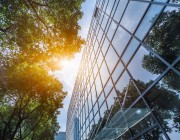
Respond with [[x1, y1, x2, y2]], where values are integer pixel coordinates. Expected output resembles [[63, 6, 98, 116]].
[[66, 0, 180, 139]]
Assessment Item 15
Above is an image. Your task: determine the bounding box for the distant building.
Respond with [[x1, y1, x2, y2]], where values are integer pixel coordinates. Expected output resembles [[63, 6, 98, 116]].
[[56, 132, 66, 140], [66, 0, 180, 140]]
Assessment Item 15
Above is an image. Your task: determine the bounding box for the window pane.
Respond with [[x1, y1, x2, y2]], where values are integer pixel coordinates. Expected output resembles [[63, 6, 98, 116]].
[[145, 71, 180, 139], [122, 38, 140, 65], [127, 46, 167, 91], [97, 28, 104, 42], [113, 0, 128, 22], [97, 51, 103, 68], [115, 70, 130, 93], [94, 39, 99, 53], [91, 84, 97, 106], [144, 127, 166, 140], [104, 79, 113, 97], [131, 114, 156, 136], [118, 81, 140, 109], [112, 26, 131, 56], [93, 102, 99, 116], [98, 92, 105, 107], [112, 61, 124, 83], [107, 20, 117, 40], [88, 94, 92, 113], [102, 0, 108, 12], [135, 4, 163, 40], [95, 73, 102, 96], [106, 88, 117, 110], [100, 61, 109, 87], [121, 1, 149, 33], [106, 0, 116, 16], [99, 102, 108, 118], [144, 7, 180, 64], [101, 37, 110, 55], [101, 14, 109, 31], [105, 46, 119, 73]]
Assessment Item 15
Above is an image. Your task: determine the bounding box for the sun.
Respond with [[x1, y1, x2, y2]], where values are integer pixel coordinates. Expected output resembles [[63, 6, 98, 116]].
[[58, 59, 70, 68]]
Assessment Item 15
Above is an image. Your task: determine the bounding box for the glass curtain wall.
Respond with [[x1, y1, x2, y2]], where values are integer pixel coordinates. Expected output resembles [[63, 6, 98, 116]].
[[66, 0, 180, 140]]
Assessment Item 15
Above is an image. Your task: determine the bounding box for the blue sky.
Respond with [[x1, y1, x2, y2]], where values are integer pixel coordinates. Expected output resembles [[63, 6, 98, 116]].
[[55, 0, 96, 132]]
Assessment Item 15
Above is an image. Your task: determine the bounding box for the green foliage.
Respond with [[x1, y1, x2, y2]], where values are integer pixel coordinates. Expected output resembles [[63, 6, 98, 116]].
[[0, 0, 85, 70], [143, 10, 180, 91], [0, 63, 67, 139], [0, 0, 84, 139]]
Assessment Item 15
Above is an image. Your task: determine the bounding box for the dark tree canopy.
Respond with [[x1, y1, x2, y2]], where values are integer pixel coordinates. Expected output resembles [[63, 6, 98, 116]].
[[143, 9, 180, 91], [0, 0, 84, 139]]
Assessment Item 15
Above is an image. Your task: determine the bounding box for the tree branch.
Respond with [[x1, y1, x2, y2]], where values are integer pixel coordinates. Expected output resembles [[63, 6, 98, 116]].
[[0, 27, 10, 33], [27, 0, 49, 30], [10, 118, 23, 140], [31, 0, 48, 6], [2, 104, 18, 139], [22, 112, 45, 139], [24, 103, 43, 119]]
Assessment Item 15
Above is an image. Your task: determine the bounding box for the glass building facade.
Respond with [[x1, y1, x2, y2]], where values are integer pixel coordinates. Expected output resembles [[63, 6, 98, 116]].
[[66, 0, 180, 140]]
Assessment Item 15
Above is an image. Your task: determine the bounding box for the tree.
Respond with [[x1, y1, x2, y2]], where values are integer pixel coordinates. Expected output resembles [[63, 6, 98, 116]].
[[0, 63, 67, 139], [143, 9, 180, 91], [0, 0, 85, 71], [0, 0, 84, 139]]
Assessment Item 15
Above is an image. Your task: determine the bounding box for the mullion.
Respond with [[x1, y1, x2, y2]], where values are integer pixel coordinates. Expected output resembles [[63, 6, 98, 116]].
[[99, 0, 175, 72], [131, 0, 180, 7]]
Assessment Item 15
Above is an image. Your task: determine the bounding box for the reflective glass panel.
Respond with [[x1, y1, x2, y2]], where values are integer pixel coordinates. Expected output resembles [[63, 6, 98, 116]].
[[93, 102, 99, 116], [101, 14, 109, 31], [98, 92, 105, 107], [99, 102, 108, 118], [121, 1, 149, 33], [112, 61, 124, 83], [97, 51, 103, 68], [107, 20, 117, 40], [118, 81, 140, 110], [128, 46, 167, 91], [106, 88, 117, 110], [94, 39, 99, 54], [105, 46, 119, 73], [112, 26, 131, 56], [145, 71, 180, 139], [175, 62, 180, 72], [91, 84, 97, 106], [122, 38, 140, 65], [97, 28, 104, 43], [143, 127, 166, 140], [95, 73, 102, 96], [113, 0, 128, 22], [99, 61, 109, 87], [102, 0, 108, 12], [131, 114, 156, 136], [115, 70, 130, 93], [101, 37, 110, 55], [93, 62, 98, 78], [88, 94, 92, 113], [135, 4, 163, 40], [89, 110, 94, 123], [106, 0, 115, 16], [85, 101, 89, 120], [144, 7, 180, 64], [104, 79, 113, 97], [169, 0, 180, 3], [95, 99, 150, 140]]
